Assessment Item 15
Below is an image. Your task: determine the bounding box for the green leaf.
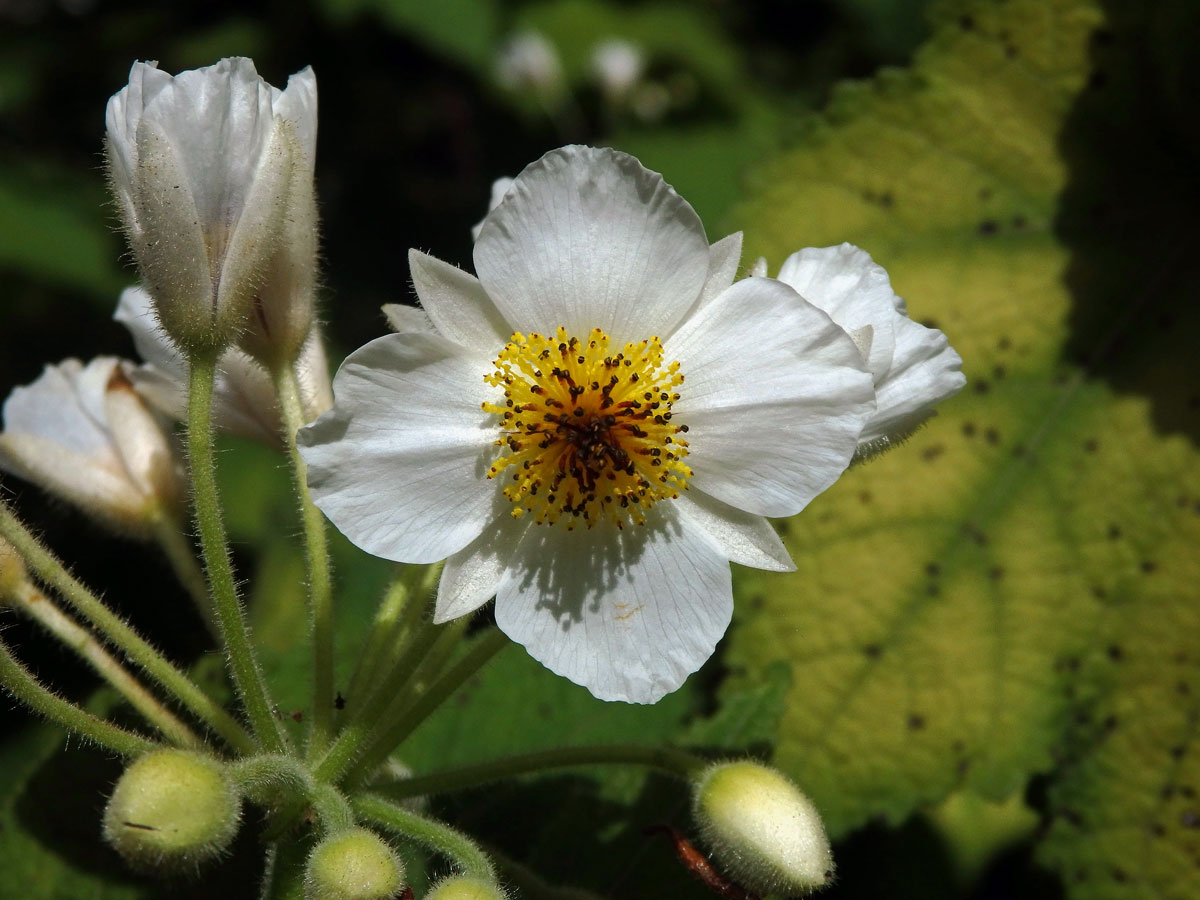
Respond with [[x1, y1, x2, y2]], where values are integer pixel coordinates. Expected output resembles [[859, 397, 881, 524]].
[[724, 3, 1200, 899]]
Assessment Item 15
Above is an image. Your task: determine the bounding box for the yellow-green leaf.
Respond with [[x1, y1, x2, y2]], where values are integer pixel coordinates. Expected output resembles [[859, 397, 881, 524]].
[[724, 2, 1200, 898]]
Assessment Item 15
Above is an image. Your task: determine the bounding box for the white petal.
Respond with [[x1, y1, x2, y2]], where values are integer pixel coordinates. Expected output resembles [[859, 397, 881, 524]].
[[777, 244, 897, 381], [861, 315, 966, 447], [274, 66, 318, 164], [114, 286, 183, 374], [436, 515, 530, 622], [382, 304, 435, 334], [298, 333, 498, 564], [674, 490, 794, 572], [668, 276, 875, 517], [408, 249, 511, 350], [691, 231, 743, 315], [473, 145, 710, 343], [494, 505, 732, 704]]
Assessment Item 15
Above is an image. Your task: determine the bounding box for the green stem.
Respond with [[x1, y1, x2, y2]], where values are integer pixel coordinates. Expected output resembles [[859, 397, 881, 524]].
[[340, 566, 432, 718], [271, 361, 335, 760], [312, 617, 441, 784], [7, 580, 202, 748], [188, 353, 286, 754], [259, 838, 310, 900], [372, 744, 707, 800], [0, 499, 254, 752], [148, 510, 219, 641], [0, 637, 155, 756], [352, 793, 494, 880], [344, 629, 508, 789], [233, 754, 355, 834]]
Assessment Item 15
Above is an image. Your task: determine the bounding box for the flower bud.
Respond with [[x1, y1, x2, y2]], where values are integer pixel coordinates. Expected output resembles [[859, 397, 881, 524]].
[[102, 749, 241, 871], [692, 760, 834, 897], [425, 875, 509, 900], [591, 39, 644, 102], [0, 357, 185, 536], [495, 31, 563, 99], [106, 58, 317, 356], [304, 827, 405, 900]]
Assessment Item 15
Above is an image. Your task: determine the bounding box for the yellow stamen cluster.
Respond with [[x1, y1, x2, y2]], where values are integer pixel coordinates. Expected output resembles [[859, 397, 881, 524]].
[[483, 327, 691, 529]]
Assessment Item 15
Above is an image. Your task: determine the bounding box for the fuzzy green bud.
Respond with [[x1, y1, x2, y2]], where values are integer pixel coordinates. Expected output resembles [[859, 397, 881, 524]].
[[425, 875, 509, 900], [692, 760, 834, 897], [304, 827, 405, 900], [102, 749, 241, 871]]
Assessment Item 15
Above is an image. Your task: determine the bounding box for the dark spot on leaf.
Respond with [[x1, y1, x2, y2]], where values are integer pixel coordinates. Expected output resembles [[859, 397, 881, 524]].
[[975, 380, 991, 394], [907, 713, 925, 730], [1004, 43, 1018, 59], [1102, 715, 1118, 733], [961, 421, 977, 437], [958, 14, 974, 30], [984, 427, 1000, 445], [1141, 560, 1157, 574], [1170, 745, 1186, 760], [880, 191, 894, 207], [1091, 585, 1107, 599], [922, 444, 945, 461], [997, 336, 1012, 351], [1149, 822, 1166, 837], [1012, 215, 1027, 229], [925, 562, 941, 577], [992, 364, 1006, 379], [978, 187, 993, 201], [961, 523, 988, 545], [1181, 785, 1196, 799], [1163, 785, 1177, 800], [1107, 524, 1121, 539], [334, 693, 346, 710], [1083, 438, 1099, 452], [1061, 807, 1083, 827], [978, 219, 999, 236], [1182, 811, 1200, 829], [1107, 644, 1124, 662], [988, 566, 1005, 581], [1111, 867, 1128, 883], [926, 583, 940, 596], [1178, 681, 1191, 696], [858, 490, 872, 504], [863, 644, 882, 659]]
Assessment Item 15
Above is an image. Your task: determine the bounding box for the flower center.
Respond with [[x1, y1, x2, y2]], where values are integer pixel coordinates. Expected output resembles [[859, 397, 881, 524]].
[[483, 327, 691, 529]]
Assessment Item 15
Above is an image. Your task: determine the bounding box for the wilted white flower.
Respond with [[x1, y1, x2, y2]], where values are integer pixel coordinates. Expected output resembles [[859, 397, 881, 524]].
[[590, 38, 645, 101], [0, 356, 184, 535], [299, 146, 875, 703], [105, 58, 318, 356], [755, 244, 965, 457], [495, 31, 563, 98], [115, 287, 332, 446]]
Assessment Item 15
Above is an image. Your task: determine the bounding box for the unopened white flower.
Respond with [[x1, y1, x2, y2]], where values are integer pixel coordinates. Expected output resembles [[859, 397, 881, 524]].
[[756, 244, 965, 458], [0, 356, 184, 535], [591, 38, 644, 101], [115, 286, 332, 446], [693, 760, 834, 896], [495, 31, 563, 97], [106, 58, 317, 355], [300, 146, 874, 704], [470, 177, 515, 242]]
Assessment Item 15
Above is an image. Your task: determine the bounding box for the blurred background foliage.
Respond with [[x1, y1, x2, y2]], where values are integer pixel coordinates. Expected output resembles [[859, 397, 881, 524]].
[[0, 0, 1197, 898]]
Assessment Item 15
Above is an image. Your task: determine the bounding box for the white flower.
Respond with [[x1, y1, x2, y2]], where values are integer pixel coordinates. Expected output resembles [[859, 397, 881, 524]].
[[0, 356, 184, 535], [299, 146, 875, 704], [105, 58, 317, 355], [590, 39, 645, 101], [756, 244, 966, 457], [115, 286, 332, 446], [495, 31, 563, 97]]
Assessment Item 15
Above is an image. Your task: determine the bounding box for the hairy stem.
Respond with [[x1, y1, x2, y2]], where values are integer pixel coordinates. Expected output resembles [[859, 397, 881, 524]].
[[0, 499, 254, 751], [372, 743, 707, 800], [188, 353, 286, 754], [7, 579, 202, 748], [0, 637, 155, 756], [271, 360, 335, 759], [353, 793, 494, 880]]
